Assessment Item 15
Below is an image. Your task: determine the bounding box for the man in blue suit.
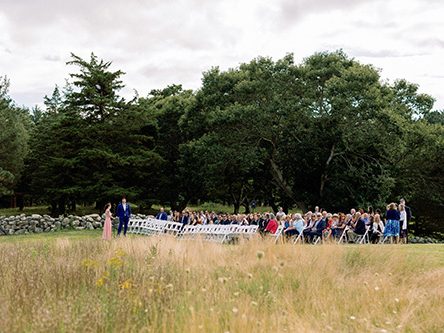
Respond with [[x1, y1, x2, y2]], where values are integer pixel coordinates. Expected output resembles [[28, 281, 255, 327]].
[[156, 207, 168, 221], [116, 196, 131, 236]]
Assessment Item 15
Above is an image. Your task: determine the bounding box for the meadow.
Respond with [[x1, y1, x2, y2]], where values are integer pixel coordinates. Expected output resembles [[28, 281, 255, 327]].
[[0, 231, 443, 332]]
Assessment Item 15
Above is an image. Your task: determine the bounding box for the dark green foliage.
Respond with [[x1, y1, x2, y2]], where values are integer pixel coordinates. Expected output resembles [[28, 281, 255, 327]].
[[0, 51, 442, 235]]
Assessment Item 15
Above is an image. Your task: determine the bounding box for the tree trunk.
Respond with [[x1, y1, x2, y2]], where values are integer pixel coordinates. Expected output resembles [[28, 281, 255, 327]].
[[243, 202, 250, 214], [233, 201, 240, 214], [269, 158, 294, 199], [320, 143, 336, 198]]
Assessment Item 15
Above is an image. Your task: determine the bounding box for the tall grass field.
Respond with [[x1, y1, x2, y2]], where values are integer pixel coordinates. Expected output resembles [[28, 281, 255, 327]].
[[0, 231, 443, 332]]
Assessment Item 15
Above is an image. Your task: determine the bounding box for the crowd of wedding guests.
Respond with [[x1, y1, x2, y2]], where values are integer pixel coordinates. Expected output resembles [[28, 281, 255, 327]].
[[157, 198, 412, 244]]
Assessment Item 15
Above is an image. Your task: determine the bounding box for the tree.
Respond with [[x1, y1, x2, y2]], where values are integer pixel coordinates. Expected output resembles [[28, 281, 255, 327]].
[[137, 85, 198, 211], [26, 54, 162, 215], [0, 76, 31, 196]]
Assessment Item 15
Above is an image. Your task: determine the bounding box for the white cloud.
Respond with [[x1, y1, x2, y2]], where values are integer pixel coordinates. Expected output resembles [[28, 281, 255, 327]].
[[0, 0, 443, 109]]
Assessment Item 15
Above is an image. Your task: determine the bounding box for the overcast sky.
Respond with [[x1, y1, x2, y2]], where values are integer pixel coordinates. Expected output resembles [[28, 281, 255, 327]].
[[1, 0, 443, 109]]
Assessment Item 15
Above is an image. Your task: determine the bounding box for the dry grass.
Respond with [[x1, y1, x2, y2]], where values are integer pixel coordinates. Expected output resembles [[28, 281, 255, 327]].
[[0, 232, 443, 333]]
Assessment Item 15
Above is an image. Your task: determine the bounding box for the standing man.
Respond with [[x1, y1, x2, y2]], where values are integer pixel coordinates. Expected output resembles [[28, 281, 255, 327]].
[[116, 196, 131, 236], [156, 207, 168, 221], [400, 198, 412, 243]]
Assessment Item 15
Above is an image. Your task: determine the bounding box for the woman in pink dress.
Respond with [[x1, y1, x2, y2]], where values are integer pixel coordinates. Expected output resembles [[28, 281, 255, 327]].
[[102, 203, 112, 240]]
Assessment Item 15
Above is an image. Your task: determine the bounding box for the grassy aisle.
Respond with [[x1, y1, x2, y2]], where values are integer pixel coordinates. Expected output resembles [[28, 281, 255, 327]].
[[0, 232, 443, 332]]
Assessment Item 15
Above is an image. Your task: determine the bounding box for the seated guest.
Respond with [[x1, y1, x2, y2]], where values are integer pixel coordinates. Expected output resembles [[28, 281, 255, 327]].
[[348, 212, 366, 242], [330, 213, 340, 238], [283, 215, 291, 230], [303, 213, 318, 238], [284, 213, 305, 238], [362, 213, 371, 225], [264, 214, 278, 234], [345, 214, 353, 226], [307, 212, 326, 242], [220, 214, 230, 225], [257, 214, 268, 235], [370, 213, 384, 243], [173, 211, 180, 222], [180, 211, 189, 225]]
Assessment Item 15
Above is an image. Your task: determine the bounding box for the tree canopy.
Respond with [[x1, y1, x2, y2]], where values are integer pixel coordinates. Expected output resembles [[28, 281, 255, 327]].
[[0, 51, 442, 235]]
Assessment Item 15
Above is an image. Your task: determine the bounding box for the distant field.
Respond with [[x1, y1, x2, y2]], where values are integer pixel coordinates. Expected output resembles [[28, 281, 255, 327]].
[[0, 231, 443, 332]]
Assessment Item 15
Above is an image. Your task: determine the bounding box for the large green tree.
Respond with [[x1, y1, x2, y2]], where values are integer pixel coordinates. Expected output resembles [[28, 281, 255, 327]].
[[26, 54, 162, 215], [0, 76, 31, 196]]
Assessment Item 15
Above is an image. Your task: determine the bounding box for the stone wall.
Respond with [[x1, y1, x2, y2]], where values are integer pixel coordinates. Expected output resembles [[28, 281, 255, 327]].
[[0, 214, 148, 235]]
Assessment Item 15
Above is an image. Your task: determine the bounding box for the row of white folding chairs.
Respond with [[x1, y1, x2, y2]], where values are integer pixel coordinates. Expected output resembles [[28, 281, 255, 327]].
[[128, 218, 182, 235], [179, 224, 259, 243]]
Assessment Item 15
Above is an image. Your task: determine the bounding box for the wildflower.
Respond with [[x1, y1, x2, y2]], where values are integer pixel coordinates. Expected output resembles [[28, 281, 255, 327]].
[[374, 286, 380, 291], [256, 250, 265, 259], [120, 279, 133, 290], [350, 316, 356, 320], [81, 258, 98, 268], [108, 256, 123, 269], [232, 307, 239, 314], [96, 277, 106, 287], [394, 298, 400, 303], [115, 248, 126, 257]]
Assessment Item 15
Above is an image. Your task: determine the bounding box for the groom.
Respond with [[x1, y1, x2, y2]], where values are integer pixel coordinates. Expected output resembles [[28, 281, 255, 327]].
[[116, 196, 131, 236]]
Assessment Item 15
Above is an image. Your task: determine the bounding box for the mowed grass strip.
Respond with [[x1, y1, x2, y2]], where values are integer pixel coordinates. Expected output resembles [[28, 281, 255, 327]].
[[0, 232, 443, 333]]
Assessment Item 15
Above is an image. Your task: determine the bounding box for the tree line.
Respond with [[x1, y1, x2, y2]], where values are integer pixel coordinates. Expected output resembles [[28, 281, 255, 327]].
[[0, 51, 443, 236]]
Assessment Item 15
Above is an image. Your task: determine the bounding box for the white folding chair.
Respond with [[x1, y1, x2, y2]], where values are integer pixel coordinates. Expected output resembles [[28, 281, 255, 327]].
[[357, 225, 371, 244], [293, 226, 308, 244], [271, 225, 284, 244], [164, 221, 182, 235], [337, 226, 350, 244]]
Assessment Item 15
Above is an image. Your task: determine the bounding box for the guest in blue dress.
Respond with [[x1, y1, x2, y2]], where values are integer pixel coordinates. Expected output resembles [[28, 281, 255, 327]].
[[384, 203, 400, 243]]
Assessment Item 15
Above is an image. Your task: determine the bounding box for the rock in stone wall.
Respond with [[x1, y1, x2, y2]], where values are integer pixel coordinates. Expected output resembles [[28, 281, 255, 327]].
[[0, 214, 149, 235]]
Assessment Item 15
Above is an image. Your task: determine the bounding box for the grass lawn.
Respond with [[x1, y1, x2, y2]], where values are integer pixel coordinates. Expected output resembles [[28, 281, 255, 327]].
[[0, 231, 443, 332]]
